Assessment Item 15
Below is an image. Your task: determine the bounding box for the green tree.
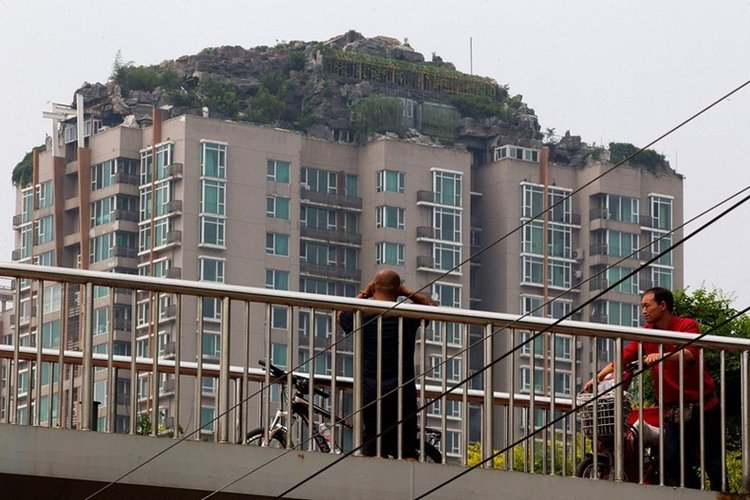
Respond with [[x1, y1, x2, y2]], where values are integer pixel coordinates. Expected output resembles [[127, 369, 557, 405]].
[[350, 95, 402, 142], [12, 146, 45, 187]]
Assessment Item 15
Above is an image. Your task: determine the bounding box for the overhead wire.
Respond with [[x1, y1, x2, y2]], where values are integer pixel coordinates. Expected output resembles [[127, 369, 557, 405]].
[[90, 76, 750, 498]]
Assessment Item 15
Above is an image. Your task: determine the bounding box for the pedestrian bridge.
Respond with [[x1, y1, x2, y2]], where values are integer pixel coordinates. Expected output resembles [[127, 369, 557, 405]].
[[0, 263, 748, 498], [0, 424, 725, 499]]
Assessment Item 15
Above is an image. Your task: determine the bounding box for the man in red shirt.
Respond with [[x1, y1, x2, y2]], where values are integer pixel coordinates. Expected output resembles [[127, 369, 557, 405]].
[[585, 287, 723, 490]]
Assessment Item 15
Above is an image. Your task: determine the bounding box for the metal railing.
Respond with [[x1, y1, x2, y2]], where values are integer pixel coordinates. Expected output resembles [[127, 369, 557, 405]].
[[0, 262, 748, 493]]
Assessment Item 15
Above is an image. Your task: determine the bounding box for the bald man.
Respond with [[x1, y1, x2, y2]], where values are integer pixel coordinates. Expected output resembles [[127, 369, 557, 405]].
[[338, 270, 436, 459]]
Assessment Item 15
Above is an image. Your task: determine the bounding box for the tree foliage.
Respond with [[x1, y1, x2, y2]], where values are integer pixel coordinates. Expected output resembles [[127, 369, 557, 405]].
[[609, 142, 667, 172], [350, 95, 403, 142], [12, 146, 45, 187]]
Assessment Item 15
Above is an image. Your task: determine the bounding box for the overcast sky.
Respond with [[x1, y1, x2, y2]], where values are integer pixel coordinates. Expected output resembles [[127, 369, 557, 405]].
[[1, 0, 749, 308]]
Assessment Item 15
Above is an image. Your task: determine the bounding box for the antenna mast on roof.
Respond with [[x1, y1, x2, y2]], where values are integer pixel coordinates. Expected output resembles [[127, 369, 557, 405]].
[[469, 37, 473, 75]]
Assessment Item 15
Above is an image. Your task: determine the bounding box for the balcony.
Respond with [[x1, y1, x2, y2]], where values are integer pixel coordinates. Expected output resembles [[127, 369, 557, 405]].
[[589, 278, 608, 291], [549, 211, 581, 225], [299, 226, 362, 246], [589, 243, 607, 256], [166, 230, 182, 245], [112, 209, 138, 222], [164, 163, 183, 179], [166, 200, 183, 214], [299, 262, 361, 282], [590, 313, 609, 323], [114, 171, 139, 185], [416, 190, 460, 207], [111, 246, 137, 259], [300, 188, 362, 211], [416, 255, 435, 269], [12, 214, 28, 228], [165, 267, 182, 279]]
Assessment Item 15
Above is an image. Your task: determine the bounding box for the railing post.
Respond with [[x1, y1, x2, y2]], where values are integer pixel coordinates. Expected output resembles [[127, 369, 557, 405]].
[[613, 337, 624, 482], [81, 282, 94, 431], [218, 296, 231, 443], [353, 311, 363, 455], [483, 323, 493, 468], [742, 350, 750, 493]]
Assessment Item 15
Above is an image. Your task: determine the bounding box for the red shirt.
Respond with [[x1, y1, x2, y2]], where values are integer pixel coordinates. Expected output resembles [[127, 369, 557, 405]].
[[622, 315, 718, 409]]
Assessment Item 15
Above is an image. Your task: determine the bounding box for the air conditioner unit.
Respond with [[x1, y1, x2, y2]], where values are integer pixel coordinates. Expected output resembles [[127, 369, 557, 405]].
[[573, 248, 584, 260], [301, 183, 310, 190], [575, 377, 582, 385], [574, 270, 583, 280], [576, 340, 583, 349]]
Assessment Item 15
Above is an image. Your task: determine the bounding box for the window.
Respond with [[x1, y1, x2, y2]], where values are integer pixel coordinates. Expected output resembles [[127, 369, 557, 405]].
[[35, 250, 55, 266], [201, 180, 225, 215], [202, 332, 220, 358], [427, 355, 442, 380], [267, 160, 290, 183], [299, 278, 335, 295], [433, 243, 461, 271], [607, 266, 639, 294], [494, 145, 539, 163], [301, 206, 336, 230], [93, 306, 109, 335], [521, 184, 544, 219], [376, 206, 405, 229], [433, 207, 461, 242], [271, 343, 288, 366], [201, 141, 226, 178], [554, 335, 573, 360], [550, 300, 572, 320], [548, 225, 571, 258], [433, 170, 462, 207], [266, 233, 289, 256], [521, 366, 544, 394], [200, 258, 225, 283], [140, 143, 174, 184], [445, 430, 461, 457], [594, 300, 640, 327], [549, 260, 571, 288], [271, 306, 288, 329], [597, 230, 639, 258], [376, 170, 405, 193], [376, 242, 405, 266], [433, 282, 461, 308], [200, 407, 215, 433], [522, 222, 543, 254], [21, 187, 33, 224], [265, 269, 289, 290], [36, 216, 54, 244], [522, 256, 543, 285], [651, 233, 673, 265], [652, 266, 672, 289], [593, 194, 639, 223], [36, 181, 53, 208], [650, 195, 672, 230], [42, 320, 61, 348], [266, 196, 290, 219], [521, 295, 545, 317], [42, 285, 61, 313], [300, 242, 335, 265], [201, 216, 225, 247], [446, 400, 461, 419]]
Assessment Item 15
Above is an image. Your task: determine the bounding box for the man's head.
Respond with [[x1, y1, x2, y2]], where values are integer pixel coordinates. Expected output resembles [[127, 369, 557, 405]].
[[641, 287, 674, 325], [372, 269, 401, 300]]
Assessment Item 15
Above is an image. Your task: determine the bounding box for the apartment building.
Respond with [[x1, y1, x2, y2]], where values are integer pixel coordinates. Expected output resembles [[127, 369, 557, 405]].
[[7, 106, 683, 456]]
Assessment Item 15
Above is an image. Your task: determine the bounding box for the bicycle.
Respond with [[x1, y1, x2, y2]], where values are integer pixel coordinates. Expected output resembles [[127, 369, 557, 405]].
[[246, 360, 443, 462]]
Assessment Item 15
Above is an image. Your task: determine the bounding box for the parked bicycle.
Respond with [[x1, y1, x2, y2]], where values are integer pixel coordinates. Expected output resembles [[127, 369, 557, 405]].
[[246, 360, 443, 462]]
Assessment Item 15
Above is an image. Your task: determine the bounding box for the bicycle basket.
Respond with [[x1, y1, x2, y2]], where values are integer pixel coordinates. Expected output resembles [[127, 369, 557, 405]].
[[576, 391, 632, 438]]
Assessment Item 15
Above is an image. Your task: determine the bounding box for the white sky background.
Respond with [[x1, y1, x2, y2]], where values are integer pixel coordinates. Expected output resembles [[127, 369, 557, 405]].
[[1, 0, 749, 308]]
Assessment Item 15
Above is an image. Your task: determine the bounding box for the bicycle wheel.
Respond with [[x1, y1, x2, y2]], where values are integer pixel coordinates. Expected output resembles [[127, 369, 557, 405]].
[[246, 427, 287, 448], [575, 456, 614, 480]]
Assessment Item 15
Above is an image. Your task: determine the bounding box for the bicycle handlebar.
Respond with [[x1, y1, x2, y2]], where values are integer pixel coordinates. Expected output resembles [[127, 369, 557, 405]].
[[259, 359, 329, 399]]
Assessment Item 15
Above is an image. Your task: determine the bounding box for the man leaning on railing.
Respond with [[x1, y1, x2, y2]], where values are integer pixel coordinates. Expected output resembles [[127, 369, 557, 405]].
[[585, 287, 724, 490], [337, 269, 437, 460]]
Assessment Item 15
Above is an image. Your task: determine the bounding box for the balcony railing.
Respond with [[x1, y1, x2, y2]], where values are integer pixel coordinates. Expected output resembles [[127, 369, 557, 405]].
[[299, 226, 362, 246], [299, 262, 361, 282], [0, 261, 747, 493], [300, 188, 362, 210]]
